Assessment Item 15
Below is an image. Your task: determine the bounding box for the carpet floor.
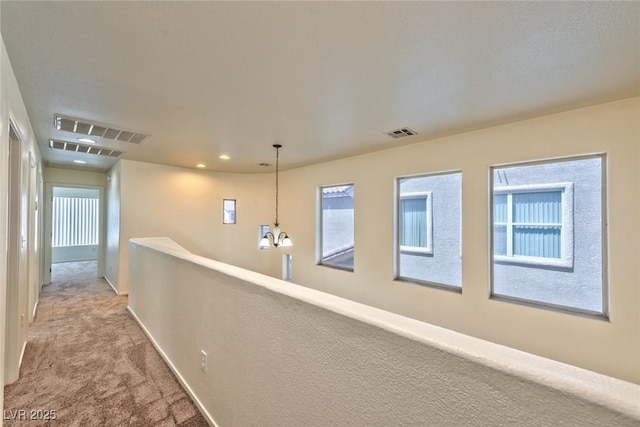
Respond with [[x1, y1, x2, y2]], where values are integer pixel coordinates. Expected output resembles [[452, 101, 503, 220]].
[[3, 261, 209, 426]]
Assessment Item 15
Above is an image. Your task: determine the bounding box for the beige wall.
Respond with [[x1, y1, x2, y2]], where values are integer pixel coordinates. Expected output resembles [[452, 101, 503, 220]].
[[128, 238, 640, 426], [277, 97, 640, 383], [43, 167, 107, 187], [112, 159, 275, 294], [0, 33, 43, 410], [113, 98, 639, 383]]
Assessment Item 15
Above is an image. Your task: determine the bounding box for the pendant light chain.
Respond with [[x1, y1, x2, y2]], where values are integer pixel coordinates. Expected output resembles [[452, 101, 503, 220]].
[[274, 144, 280, 227]]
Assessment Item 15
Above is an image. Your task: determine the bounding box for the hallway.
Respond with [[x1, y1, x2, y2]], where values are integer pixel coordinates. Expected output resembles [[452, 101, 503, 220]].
[[3, 262, 207, 426]]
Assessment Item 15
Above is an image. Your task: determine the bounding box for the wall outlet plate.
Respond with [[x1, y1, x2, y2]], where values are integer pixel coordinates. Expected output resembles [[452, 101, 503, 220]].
[[200, 350, 207, 371]]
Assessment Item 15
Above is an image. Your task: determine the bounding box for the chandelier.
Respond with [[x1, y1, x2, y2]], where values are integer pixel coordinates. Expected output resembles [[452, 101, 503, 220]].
[[259, 144, 292, 248]]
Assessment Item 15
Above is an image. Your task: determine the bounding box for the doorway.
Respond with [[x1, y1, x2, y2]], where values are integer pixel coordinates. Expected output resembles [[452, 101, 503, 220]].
[[45, 186, 102, 284], [4, 124, 28, 385]]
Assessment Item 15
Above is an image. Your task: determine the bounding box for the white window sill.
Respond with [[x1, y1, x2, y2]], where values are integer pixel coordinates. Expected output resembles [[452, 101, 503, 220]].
[[493, 254, 573, 269], [400, 245, 433, 256]]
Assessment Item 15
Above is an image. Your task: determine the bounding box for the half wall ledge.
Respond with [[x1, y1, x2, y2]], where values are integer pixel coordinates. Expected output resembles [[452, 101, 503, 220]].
[[128, 237, 640, 427]]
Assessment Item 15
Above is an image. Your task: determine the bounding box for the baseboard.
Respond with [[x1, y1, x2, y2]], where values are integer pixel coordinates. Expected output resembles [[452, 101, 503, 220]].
[[32, 300, 38, 321], [127, 306, 218, 427], [18, 340, 27, 369], [104, 276, 129, 296], [103, 276, 119, 295]]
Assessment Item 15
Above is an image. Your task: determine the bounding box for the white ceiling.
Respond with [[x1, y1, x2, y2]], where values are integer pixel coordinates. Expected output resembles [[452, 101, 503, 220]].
[[1, 1, 639, 173]]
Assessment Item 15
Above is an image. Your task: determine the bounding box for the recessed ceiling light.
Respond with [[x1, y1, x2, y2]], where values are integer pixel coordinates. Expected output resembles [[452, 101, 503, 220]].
[[73, 160, 86, 164], [196, 163, 206, 169], [78, 137, 96, 144], [219, 154, 230, 160]]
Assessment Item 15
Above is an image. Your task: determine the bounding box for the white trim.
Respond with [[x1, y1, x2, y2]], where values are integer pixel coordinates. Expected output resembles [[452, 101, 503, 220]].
[[18, 340, 27, 370], [104, 275, 119, 295], [31, 300, 38, 321], [493, 182, 574, 269], [398, 191, 433, 255], [127, 306, 218, 427], [43, 183, 106, 285]]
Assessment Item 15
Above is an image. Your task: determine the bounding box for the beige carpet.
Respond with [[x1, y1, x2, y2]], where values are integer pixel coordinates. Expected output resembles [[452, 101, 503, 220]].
[[4, 261, 208, 426]]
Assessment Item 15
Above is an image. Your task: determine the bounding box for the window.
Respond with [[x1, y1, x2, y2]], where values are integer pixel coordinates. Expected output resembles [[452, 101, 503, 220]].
[[491, 155, 606, 316], [396, 172, 461, 288], [399, 192, 432, 254], [223, 199, 236, 224], [318, 184, 354, 270], [493, 183, 573, 267], [52, 196, 99, 247], [258, 225, 270, 250]]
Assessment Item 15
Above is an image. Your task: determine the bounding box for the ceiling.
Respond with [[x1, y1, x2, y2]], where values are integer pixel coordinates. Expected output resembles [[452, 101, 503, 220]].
[[1, 1, 639, 173]]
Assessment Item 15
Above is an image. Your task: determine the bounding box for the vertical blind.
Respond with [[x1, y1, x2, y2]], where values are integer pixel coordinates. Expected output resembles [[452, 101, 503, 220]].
[[494, 191, 562, 259], [494, 194, 508, 255], [400, 197, 427, 247], [52, 197, 99, 247]]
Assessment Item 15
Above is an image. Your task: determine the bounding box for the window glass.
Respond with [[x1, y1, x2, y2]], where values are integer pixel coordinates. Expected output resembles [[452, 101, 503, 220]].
[[52, 196, 99, 247], [396, 172, 461, 288], [319, 184, 354, 270], [400, 196, 428, 248], [491, 155, 606, 315], [258, 225, 270, 250]]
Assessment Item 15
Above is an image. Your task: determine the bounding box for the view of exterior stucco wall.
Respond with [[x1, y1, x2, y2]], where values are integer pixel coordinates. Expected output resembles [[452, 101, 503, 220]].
[[399, 172, 461, 287], [492, 157, 603, 313]]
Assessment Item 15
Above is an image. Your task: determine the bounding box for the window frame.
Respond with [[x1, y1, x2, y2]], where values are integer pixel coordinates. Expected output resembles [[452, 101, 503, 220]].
[[489, 154, 608, 319], [398, 191, 433, 255], [394, 170, 462, 291], [492, 182, 574, 269], [316, 183, 355, 272]]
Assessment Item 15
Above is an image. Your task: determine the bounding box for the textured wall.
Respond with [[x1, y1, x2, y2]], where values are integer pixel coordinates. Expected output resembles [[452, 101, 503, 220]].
[[275, 98, 640, 383], [493, 158, 603, 312], [129, 238, 640, 427], [115, 98, 639, 383], [51, 245, 98, 263], [114, 160, 275, 294], [398, 172, 462, 287]]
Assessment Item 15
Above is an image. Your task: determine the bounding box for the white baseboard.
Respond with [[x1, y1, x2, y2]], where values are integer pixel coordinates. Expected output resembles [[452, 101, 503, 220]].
[[32, 300, 38, 321], [18, 340, 27, 369], [127, 306, 217, 427], [104, 276, 129, 296], [104, 276, 117, 294]]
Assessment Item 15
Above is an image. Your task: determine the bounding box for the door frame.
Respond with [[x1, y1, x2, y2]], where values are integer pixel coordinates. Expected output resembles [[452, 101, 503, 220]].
[[4, 120, 28, 385], [43, 183, 105, 285]]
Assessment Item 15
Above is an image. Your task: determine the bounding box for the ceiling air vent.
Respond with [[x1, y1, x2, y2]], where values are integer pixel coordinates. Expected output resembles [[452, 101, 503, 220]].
[[384, 127, 418, 139], [49, 139, 123, 158], [54, 114, 149, 144]]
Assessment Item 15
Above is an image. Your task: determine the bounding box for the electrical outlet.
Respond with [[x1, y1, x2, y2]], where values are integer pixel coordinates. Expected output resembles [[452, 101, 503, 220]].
[[200, 350, 207, 372], [21, 314, 24, 327]]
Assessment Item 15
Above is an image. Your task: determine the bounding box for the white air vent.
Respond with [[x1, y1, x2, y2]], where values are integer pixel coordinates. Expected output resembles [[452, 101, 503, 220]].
[[385, 127, 418, 139], [54, 114, 149, 144], [49, 139, 123, 158]]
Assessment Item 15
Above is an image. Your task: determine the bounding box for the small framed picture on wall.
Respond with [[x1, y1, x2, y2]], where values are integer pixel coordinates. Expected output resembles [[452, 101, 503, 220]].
[[223, 199, 236, 224]]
